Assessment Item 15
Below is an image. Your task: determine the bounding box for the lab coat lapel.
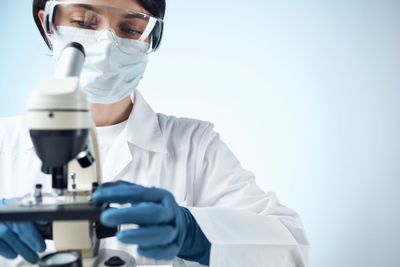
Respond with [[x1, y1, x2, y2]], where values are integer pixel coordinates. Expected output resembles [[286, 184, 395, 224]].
[[126, 90, 168, 154], [101, 127, 132, 182], [102, 90, 168, 182]]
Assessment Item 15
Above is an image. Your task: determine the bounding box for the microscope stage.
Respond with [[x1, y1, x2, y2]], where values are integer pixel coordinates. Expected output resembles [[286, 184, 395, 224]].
[[0, 200, 104, 221]]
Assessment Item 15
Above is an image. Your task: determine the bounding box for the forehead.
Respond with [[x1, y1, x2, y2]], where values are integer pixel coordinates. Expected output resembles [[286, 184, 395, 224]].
[[62, 0, 148, 14]]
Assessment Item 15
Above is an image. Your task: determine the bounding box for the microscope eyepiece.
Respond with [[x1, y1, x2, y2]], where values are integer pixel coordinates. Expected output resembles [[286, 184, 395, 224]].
[[54, 42, 86, 78], [65, 42, 86, 58]]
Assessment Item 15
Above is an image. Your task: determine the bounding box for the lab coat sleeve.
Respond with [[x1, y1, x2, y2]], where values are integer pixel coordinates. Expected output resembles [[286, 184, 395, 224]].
[[180, 123, 310, 267]]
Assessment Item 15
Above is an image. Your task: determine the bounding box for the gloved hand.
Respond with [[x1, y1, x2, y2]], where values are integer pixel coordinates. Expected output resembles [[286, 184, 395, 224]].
[[0, 198, 46, 263], [93, 181, 211, 265]]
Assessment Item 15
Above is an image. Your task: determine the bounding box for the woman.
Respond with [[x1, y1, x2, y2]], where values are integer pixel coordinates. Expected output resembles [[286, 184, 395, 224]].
[[0, 0, 309, 266]]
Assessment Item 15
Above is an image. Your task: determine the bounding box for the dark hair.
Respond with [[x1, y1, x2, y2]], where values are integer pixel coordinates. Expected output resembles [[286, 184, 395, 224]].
[[32, 0, 166, 49]]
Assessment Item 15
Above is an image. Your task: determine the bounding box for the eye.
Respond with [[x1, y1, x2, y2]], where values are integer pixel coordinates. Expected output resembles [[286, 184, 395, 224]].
[[71, 20, 97, 29], [120, 27, 143, 35]]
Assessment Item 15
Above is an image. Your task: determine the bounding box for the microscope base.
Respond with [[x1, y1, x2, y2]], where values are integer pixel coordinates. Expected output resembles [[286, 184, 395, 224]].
[[16, 249, 136, 267]]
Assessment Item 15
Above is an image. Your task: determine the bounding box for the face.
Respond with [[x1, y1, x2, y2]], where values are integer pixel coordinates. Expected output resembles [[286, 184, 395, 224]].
[[39, 0, 153, 44]]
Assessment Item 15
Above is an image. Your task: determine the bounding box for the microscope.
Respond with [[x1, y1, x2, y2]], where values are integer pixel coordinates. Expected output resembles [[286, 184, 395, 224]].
[[0, 43, 135, 266]]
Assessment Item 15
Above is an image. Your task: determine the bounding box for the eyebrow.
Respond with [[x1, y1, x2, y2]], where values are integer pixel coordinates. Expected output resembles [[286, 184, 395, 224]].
[[122, 13, 148, 20], [69, 4, 149, 20], [70, 4, 100, 12]]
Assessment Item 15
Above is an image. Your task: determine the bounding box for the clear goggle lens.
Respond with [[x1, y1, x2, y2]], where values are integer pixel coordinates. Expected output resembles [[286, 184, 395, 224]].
[[45, 0, 164, 53]]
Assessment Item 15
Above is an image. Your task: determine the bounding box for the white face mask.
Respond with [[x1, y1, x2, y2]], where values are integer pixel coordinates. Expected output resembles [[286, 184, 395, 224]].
[[52, 26, 149, 104]]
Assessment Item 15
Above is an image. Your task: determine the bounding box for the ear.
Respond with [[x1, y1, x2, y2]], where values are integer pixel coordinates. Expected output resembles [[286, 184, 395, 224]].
[[38, 9, 54, 44]]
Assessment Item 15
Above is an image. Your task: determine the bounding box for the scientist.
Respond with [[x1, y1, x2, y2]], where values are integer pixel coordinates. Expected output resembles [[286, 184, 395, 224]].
[[0, 0, 309, 266]]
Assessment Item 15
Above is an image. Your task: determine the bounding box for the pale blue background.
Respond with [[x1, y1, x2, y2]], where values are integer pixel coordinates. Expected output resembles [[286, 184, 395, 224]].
[[1, 0, 400, 266]]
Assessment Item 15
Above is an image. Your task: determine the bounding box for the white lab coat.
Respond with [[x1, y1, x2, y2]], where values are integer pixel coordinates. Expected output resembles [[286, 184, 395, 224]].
[[0, 90, 309, 266]]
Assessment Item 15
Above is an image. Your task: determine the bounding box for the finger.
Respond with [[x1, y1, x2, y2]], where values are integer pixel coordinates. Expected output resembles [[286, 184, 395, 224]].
[[137, 243, 180, 261], [0, 225, 38, 263], [100, 202, 175, 227], [10, 223, 46, 252], [117, 225, 178, 247], [93, 183, 168, 205], [98, 180, 133, 189], [0, 239, 17, 259]]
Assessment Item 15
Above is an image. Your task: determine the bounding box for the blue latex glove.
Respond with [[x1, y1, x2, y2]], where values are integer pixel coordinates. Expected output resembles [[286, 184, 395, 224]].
[[0, 199, 46, 263], [93, 181, 211, 265]]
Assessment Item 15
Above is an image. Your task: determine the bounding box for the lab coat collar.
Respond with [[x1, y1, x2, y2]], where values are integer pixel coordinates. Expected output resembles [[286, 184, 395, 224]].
[[126, 90, 168, 154], [24, 90, 168, 155]]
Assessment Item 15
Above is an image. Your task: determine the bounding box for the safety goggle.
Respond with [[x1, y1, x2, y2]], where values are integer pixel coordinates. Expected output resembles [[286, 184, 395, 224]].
[[44, 0, 164, 54]]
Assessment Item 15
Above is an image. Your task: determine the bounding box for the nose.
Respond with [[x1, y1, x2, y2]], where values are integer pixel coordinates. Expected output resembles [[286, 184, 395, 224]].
[[97, 29, 118, 45]]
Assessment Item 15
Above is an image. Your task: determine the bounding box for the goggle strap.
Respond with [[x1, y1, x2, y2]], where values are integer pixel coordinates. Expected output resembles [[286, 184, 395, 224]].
[[139, 17, 157, 42], [44, 1, 56, 35]]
